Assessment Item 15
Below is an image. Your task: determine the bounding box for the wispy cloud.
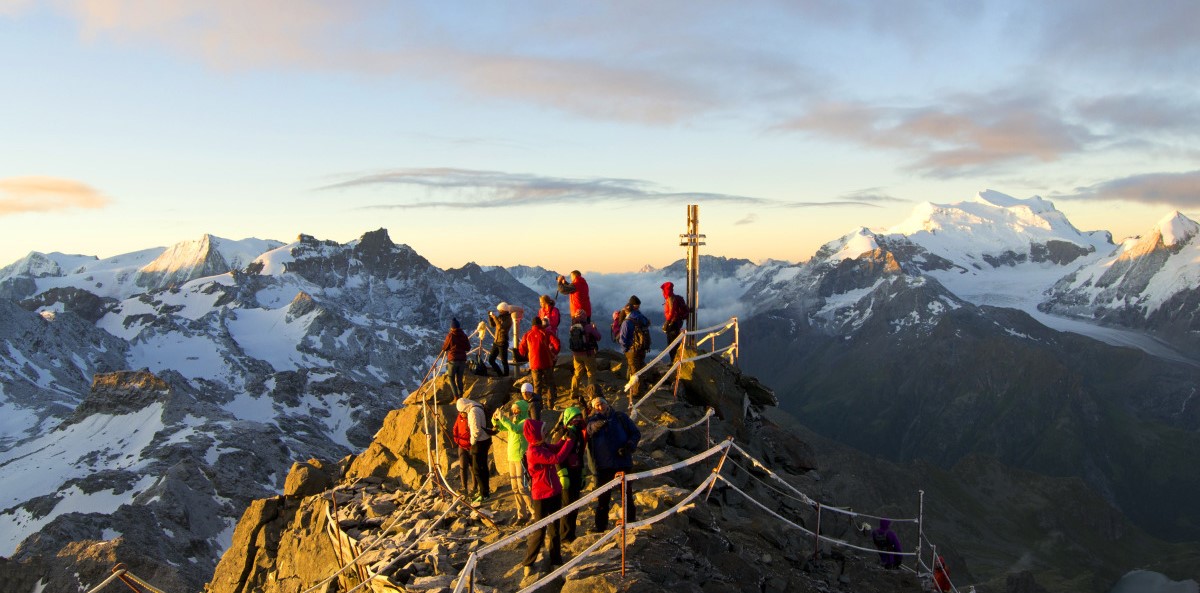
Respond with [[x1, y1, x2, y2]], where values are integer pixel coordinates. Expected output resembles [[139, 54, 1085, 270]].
[[1076, 93, 1200, 137], [1059, 171, 1200, 208], [839, 187, 909, 204], [734, 213, 757, 226], [0, 176, 110, 215], [774, 93, 1095, 177], [1030, 0, 1200, 74], [320, 168, 888, 210]]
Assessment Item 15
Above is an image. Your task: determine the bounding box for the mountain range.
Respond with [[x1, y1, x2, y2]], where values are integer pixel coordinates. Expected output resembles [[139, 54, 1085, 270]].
[[1, 190, 1199, 591]]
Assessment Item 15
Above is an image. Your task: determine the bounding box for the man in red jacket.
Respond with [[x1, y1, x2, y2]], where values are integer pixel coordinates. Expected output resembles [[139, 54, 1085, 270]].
[[519, 316, 561, 411], [556, 270, 592, 322], [519, 418, 574, 577]]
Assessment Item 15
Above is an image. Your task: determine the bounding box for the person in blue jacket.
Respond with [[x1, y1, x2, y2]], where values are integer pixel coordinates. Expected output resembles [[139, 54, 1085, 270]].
[[618, 296, 651, 400], [585, 396, 640, 531]]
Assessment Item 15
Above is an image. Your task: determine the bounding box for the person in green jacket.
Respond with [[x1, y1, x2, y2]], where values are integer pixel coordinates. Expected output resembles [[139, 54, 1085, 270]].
[[492, 398, 535, 524]]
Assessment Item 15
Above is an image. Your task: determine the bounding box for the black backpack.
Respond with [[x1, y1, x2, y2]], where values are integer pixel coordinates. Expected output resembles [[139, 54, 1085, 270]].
[[568, 324, 592, 352]]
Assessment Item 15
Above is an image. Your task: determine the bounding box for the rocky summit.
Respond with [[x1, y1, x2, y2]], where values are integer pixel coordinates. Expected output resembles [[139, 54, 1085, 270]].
[[203, 350, 976, 593]]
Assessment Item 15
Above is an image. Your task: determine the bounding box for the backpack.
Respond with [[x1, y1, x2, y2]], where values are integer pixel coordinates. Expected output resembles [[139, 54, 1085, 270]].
[[669, 294, 690, 321], [569, 323, 598, 353], [452, 411, 472, 449], [630, 315, 651, 352], [610, 309, 627, 343]]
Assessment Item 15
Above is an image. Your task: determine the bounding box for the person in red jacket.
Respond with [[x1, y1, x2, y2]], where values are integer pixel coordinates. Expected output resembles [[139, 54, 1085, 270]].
[[661, 282, 689, 359], [440, 318, 471, 397], [519, 418, 574, 576], [556, 270, 592, 322], [519, 316, 560, 411]]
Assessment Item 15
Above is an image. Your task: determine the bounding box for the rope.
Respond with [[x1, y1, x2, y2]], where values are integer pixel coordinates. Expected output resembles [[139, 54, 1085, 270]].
[[714, 475, 918, 558], [83, 569, 130, 593], [729, 442, 918, 524], [342, 502, 458, 593], [642, 407, 715, 432], [515, 473, 720, 593]]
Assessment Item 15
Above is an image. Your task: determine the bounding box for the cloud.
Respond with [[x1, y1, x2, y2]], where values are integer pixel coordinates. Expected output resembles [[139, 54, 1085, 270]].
[[1031, 0, 1200, 74], [321, 167, 889, 210], [774, 93, 1095, 177], [734, 214, 757, 226], [1059, 171, 1200, 208], [0, 176, 111, 215], [1076, 93, 1200, 137], [838, 188, 909, 204]]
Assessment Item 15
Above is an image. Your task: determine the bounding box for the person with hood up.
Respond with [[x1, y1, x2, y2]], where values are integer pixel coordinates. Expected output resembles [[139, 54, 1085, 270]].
[[660, 282, 689, 359], [556, 270, 592, 322], [487, 303, 513, 377], [441, 318, 471, 397], [552, 406, 588, 542], [538, 295, 561, 339], [492, 398, 535, 524], [454, 397, 492, 504], [870, 518, 903, 569], [585, 396, 640, 531], [519, 418, 575, 577], [519, 316, 560, 411], [618, 296, 651, 401]]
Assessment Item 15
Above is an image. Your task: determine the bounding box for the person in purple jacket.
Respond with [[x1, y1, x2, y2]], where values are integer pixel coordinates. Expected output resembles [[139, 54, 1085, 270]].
[[870, 519, 903, 569]]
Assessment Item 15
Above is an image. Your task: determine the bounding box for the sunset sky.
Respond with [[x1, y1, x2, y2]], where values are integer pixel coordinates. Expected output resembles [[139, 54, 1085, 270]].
[[1, 1, 1197, 273]]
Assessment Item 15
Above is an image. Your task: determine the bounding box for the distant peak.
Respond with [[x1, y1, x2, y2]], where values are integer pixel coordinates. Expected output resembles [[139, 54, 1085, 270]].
[[358, 228, 395, 250], [1153, 211, 1199, 247], [974, 190, 1054, 213], [638, 264, 658, 273]]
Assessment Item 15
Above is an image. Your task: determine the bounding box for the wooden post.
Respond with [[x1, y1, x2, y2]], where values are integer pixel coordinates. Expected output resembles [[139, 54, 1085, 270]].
[[679, 205, 705, 350], [619, 471, 628, 577]]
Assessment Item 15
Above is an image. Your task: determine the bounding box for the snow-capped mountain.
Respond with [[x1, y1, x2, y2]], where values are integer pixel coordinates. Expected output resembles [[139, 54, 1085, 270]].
[[1042, 211, 1200, 335], [0, 228, 540, 590]]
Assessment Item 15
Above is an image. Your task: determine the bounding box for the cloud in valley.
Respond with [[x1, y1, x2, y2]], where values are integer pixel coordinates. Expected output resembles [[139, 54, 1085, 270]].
[[0, 177, 110, 216], [1060, 171, 1200, 208]]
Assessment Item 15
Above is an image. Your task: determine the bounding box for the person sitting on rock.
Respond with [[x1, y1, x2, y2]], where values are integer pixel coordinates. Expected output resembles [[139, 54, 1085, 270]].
[[870, 518, 903, 569], [454, 396, 492, 504], [585, 396, 640, 531], [519, 316, 560, 411], [440, 318, 471, 397], [492, 398, 535, 524], [520, 418, 575, 577]]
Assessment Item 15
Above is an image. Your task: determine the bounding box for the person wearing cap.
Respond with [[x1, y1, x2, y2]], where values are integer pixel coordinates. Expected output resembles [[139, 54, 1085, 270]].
[[585, 396, 640, 531], [553, 406, 588, 541], [441, 318, 471, 397], [519, 418, 575, 576], [519, 316, 561, 411], [519, 381, 543, 422], [492, 398, 535, 524], [455, 396, 493, 504], [487, 303, 513, 377], [556, 270, 592, 322], [618, 296, 651, 400], [660, 281, 689, 359]]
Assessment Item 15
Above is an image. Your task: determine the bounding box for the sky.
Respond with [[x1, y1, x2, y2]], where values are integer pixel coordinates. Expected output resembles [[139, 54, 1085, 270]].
[[1, 0, 1198, 273]]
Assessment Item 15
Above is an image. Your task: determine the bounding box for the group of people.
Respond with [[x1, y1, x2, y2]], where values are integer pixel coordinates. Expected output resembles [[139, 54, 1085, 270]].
[[454, 387, 641, 577]]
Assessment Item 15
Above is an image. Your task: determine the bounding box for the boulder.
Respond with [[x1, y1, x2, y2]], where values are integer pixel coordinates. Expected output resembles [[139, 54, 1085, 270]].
[[283, 459, 335, 499]]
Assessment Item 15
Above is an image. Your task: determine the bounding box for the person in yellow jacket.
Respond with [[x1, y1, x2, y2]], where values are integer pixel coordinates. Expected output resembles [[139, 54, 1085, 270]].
[[492, 398, 535, 524]]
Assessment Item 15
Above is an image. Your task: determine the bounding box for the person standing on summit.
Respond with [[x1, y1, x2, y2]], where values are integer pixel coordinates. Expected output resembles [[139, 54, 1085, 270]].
[[660, 282, 689, 358], [538, 295, 561, 340], [556, 270, 591, 322], [519, 316, 561, 412], [440, 318, 471, 397], [488, 303, 513, 377], [619, 296, 651, 400]]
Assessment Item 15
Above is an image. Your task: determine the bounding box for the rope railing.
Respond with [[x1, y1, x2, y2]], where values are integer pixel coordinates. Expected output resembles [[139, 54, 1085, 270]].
[[625, 317, 740, 420], [84, 564, 167, 593], [450, 439, 736, 593]]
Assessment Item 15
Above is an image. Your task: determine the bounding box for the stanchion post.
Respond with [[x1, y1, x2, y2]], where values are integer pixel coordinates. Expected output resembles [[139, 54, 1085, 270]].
[[619, 471, 628, 577], [703, 438, 733, 502], [812, 502, 822, 559], [732, 317, 740, 366], [917, 489, 925, 572], [329, 496, 346, 586]]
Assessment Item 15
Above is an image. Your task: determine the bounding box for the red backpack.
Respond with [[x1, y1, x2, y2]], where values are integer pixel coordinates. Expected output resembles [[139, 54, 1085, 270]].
[[452, 411, 472, 449]]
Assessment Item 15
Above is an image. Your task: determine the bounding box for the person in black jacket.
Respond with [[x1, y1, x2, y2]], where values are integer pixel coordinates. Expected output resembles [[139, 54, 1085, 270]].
[[487, 303, 513, 377], [585, 396, 640, 531]]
